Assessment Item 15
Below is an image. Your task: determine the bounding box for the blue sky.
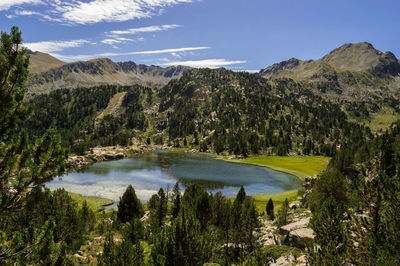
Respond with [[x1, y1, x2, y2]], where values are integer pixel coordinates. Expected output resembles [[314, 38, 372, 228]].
[[1, 0, 399, 71]]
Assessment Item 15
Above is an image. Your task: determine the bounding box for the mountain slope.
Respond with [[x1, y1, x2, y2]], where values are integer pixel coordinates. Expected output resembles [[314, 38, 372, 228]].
[[27, 50, 66, 73], [27, 56, 191, 97], [260, 42, 400, 78], [26, 69, 369, 157], [259, 42, 400, 127]]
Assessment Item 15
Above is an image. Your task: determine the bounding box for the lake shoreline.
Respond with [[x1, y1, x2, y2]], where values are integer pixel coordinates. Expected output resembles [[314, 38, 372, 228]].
[[63, 146, 325, 211], [168, 148, 329, 181]]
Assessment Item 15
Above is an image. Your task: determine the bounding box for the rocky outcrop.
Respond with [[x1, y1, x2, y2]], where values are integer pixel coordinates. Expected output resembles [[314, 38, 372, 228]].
[[67, 145, 150, 170], [287, 228, 314, 248], [279, 217, 310, 235], [269, 252, 295, 266], [259, 219, 280, 246], [279, 217, 315, 249], [289, 201, 301, 209]]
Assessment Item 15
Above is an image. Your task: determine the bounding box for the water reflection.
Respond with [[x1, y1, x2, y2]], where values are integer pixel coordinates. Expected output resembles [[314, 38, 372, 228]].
[[47, 151, 301, 202]]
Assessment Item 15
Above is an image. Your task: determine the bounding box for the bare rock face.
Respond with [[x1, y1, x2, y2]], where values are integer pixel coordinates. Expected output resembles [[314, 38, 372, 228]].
[[287, 228, 315, 248], [279, 217, 310, 235], [278, 217, 315, 249], [289, 201, 301, 209], [259, 218, 280, 246]]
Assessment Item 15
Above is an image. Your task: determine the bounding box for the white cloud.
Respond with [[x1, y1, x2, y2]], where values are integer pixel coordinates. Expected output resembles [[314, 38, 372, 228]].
[[60, 0, 194, 24], [52, 46, 210, 61], [24, 39, 90, 53], [3, 0, 196, 25], [14, 9, 42, 16], [101, 37, 135, 46], [129, 46, 210, 55], [0, 0, 42, 11], [107, 24, 181, 36], [159, 59, 247, 68], [237, 70, 259, 73]]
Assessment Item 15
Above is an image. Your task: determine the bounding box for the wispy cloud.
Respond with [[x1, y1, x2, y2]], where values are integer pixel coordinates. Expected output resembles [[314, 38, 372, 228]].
[[24, 39, 90, 53], [3, 0, 196, 25], [159, 59, 247, 68], [51, 46, 210, 61], [54, 0, 194, 24], [101, 37, 136, 48], [14, 9, 42, 16], [0, 0, 42, 11], [129, 46, 210, 55], [107, 24, 181, 36], [236, 70, 259, 73]]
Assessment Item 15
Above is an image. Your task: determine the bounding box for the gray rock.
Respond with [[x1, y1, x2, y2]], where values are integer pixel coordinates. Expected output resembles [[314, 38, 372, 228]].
[[270, 253, 295, 266], [289, 201, 301, 209], [287, 228, 314, 248], [279, 217, 310, 235]]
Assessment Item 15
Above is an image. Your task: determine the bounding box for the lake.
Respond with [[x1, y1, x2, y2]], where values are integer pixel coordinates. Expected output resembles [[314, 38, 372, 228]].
[[47, 150, 302, 202]]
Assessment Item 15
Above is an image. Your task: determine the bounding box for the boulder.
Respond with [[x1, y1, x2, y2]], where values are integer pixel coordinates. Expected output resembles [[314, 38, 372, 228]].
[[289, 201, 301, 209], [105, 153, 124, 160], [296, 254, 307, 265], [287, 228, 314, 248], [259, 218, 279, 246], [279, 217, 310, 235]]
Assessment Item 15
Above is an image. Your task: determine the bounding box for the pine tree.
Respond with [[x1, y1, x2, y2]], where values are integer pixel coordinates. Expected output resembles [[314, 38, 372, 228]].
[[0, 27, 67, 264], [171, 182, 181, 218], [308, 197, 348, 265], [78, 200, 95, 232], [123, 218, 144, 245], [156, 188, 168, 227], [117, 185, 143, 223], [276, 198, 289, 227], [266, 198, 274, 220]]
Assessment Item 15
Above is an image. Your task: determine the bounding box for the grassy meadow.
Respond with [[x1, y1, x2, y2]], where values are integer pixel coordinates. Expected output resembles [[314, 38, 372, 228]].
[[68, 192, 114, 212], [224, 155, 330, 180]]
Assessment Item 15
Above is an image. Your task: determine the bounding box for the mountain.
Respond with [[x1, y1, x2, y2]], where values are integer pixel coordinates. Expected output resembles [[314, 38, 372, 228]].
[[27, 50, 66, 73], [259, 42, 400, 130], [260, 42, 400, 78], [26, 42, 400, 131], [27, 54, 191, 97], [26, 68, 368, 157]]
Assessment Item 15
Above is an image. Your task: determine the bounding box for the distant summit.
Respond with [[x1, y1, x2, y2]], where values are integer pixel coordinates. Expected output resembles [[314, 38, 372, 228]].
[[260, 42, 400, 78], [27, 52, 191, 97], [27, 50, 66, 73]]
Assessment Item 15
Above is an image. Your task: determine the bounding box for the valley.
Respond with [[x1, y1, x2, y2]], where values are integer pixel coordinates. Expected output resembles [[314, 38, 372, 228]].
[[1, 16, 400, 264]]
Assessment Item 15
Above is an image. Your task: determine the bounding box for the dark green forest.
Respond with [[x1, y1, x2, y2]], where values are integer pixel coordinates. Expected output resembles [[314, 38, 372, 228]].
[[25, 68, 372, 158], [1, 27, 400, 265]]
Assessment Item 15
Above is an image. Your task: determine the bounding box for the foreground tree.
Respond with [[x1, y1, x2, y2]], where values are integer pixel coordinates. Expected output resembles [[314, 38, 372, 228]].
[[275, 198, 289, 227], [308, 196, 349, 265], [117, 185, 143, 223], [0, 27, 67, 263], [171, 182, 181, 218], [266, 198, 274, 220]]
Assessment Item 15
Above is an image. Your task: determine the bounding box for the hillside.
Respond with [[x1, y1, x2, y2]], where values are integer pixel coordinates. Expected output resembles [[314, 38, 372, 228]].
[[27, 56, 191, 97], [24, 42, 400, 154], [25, 68, 370, 157], [259, 42, 400, 127], [27, 50, 66, 73]]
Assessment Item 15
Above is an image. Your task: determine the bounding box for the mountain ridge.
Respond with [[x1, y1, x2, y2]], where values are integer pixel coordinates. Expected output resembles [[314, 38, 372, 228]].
[[26, 53, 191, 97], [260, 42, 400, 77]]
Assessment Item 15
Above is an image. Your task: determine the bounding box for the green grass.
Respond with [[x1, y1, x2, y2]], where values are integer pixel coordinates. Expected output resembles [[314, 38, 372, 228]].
[[223, 155, 330, 180], [260, 245, 303, 260], [68, 192, 114, 212], [365, 106, 399, 132], [251, 190, 298, 213]]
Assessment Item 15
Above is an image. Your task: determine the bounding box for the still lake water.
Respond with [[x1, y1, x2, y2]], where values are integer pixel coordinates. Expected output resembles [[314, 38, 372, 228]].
[[47, 150, 301, 202]]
